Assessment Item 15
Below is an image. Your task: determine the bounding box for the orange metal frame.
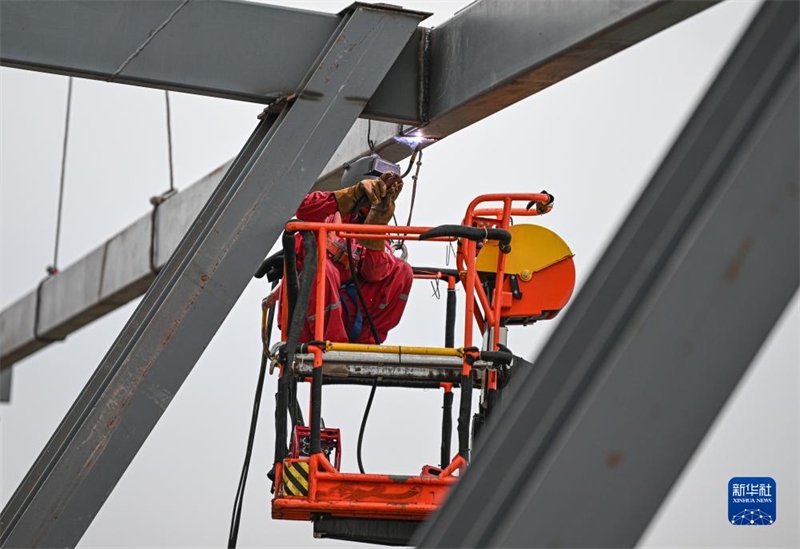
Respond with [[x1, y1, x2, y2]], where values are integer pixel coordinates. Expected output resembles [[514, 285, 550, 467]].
[[272, 193, 552, 522]]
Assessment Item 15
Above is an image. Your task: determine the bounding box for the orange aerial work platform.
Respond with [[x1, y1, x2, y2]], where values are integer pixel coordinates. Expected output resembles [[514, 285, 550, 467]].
[[262, 193, 575, 545]]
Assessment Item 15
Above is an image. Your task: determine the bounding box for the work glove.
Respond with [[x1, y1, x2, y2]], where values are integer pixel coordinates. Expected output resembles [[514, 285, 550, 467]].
[[360, 175, 403, 250], [333, 178, 387, 215]]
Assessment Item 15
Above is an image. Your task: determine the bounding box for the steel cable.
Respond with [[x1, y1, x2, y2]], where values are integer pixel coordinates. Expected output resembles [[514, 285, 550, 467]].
[[48, 77, 73, 275]]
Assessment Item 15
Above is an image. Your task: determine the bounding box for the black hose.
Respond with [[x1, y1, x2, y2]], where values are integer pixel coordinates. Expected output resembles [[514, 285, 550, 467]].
[[282, 231, 300, 321], [357, 379, 378, 474], [345, 237, 382, 344], [458, 373, 473, 461], [254, 250, 284, 281], [274, 232, 317, 465], [440, 390, 453, 469], [412, 266, 460, 279], [419, 225, 512, 252], [445, 286, 456, 349], [310, 364, 323, 455], [228, 279, 277, 549]]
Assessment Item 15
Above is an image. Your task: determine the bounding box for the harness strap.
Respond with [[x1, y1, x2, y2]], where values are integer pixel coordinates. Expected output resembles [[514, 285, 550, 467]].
[[338, 282, 364, 342], [327, 239, 362, 269]]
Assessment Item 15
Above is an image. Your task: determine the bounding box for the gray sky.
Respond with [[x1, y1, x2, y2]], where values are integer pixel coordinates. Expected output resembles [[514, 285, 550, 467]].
[[1, 1, 797, 547]]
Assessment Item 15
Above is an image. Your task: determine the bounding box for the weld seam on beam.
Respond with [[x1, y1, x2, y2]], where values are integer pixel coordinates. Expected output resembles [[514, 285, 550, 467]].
[[418, 28, 432, 123], [109, 0, 192, 82]]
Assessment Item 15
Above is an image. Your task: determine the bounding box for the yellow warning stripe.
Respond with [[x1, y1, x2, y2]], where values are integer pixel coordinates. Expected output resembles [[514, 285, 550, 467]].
[[282, 460, 309, 497]]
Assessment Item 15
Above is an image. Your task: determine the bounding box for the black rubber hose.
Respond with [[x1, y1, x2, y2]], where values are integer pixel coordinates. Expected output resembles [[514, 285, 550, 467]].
[[345, 237, 382, 344], [412, 266, 461, 279], [291, 232, 318, 453], [310, 365, 323, 455], [457, 373, 473, 461], [229, 279, 277, 549], [254, 250, 284, 281], [479, 350, 514, 366], [357, 379, 378, 474], [445, 286, 456, 349], [273, 384, 287, 466], [275, 231, 316, 465], [440, 390, 453, 469], [418, 225, 512, 251], [282, 231, 299, 322]]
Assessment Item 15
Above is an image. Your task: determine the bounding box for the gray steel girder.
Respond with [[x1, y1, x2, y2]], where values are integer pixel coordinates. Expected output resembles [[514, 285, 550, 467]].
[[0, 0, 720, 373], [416, 1, 799, 547], [0, 0, 716, 125], [0, 368, 11, 402], [0, 4, 426, 547]]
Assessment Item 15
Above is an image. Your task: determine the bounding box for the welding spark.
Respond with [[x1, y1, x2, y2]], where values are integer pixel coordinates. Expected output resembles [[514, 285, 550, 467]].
[[394, 134, 434, 149]]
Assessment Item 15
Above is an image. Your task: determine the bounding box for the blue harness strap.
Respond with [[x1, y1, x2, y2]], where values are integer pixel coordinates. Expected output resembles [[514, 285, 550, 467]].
[[338, 282, 363, 343]]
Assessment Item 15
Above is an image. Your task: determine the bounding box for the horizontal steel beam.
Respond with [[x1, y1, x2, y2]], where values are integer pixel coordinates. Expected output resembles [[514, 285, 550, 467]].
[[416, 1, 799, 546], [0, 0, 428, 124], [0, 5, 425, 547], [0, 119, 401, 370], [0, 1, 715, 126]]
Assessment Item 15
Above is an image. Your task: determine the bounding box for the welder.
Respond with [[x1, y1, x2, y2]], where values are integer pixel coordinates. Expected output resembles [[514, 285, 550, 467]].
[[290, 172, 412, 344]]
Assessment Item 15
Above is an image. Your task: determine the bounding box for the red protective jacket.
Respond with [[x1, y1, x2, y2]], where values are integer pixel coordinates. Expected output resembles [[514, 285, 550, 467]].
[[292, 192, 412, 344]]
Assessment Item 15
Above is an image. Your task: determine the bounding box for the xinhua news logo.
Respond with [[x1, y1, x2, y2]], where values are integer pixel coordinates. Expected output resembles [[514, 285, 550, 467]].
[[728, 477, 776, 526]]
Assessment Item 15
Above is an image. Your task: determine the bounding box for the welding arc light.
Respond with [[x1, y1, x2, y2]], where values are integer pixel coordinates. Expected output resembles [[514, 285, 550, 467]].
[[394, 134, 434, 149]]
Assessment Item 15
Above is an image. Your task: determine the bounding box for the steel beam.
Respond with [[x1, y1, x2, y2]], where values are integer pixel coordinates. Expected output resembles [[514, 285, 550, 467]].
[[0, 1, 716, 125], [0, 119, 401, 370], [0, 0, 719, 371], [0, 5, 426, 547], [416, 2, 799, 547], [0, 0, 426, 124], [0, 368, 11, 402], [419, 0, 718, 138]]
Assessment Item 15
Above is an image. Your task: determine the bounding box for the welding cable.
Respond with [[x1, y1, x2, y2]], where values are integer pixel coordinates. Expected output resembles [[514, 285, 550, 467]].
[[404, 148, 423, 226], [400, 147, 419, 178], [345, 238, 381, 345], [228, 278, 277, 549], [356, 378, 378, 474]]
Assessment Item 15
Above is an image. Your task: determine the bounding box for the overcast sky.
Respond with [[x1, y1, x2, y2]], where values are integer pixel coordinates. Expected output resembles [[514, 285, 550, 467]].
[[1, 1, 797, 548]]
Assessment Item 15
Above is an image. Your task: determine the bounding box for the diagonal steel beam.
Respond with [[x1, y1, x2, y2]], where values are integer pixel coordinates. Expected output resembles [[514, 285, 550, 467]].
[[416, 1, 799, 546], [0, 4, 427, 547], [0, 0, 720, 373]]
